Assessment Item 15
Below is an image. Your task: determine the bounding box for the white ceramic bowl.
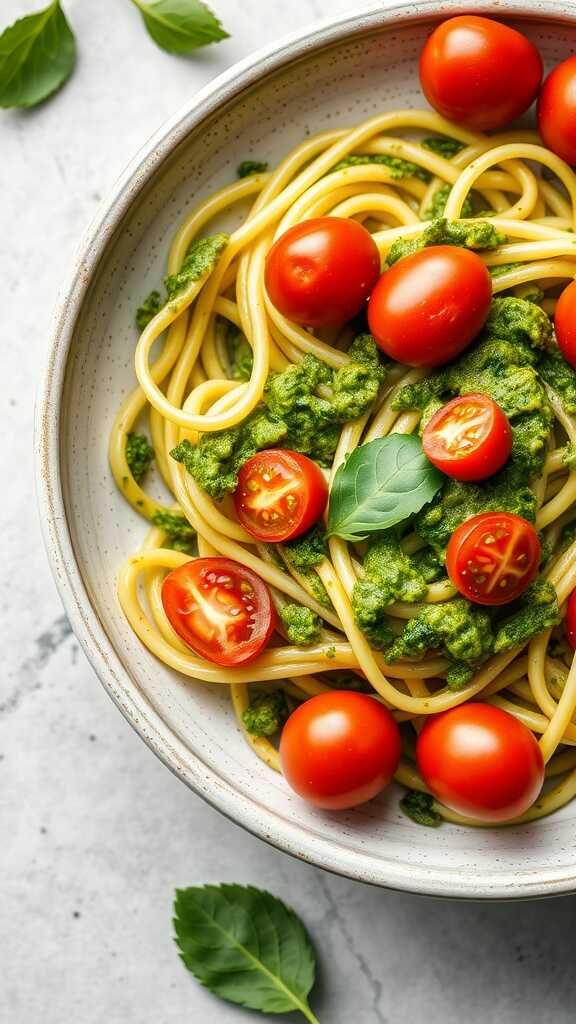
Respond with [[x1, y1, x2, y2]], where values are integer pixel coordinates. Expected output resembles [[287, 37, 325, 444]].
[[36, 0, 576, 899]]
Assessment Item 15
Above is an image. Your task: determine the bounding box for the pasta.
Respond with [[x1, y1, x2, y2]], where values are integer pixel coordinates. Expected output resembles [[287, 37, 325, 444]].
[[111, 107, 576, 827]]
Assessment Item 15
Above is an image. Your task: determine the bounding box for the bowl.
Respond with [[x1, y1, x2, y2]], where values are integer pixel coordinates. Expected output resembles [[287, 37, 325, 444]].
[[36, 0, 576, 899]]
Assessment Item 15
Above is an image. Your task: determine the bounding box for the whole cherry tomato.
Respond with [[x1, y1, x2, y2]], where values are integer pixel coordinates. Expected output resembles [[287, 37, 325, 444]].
[[368, 246, 492, 367], [419, 15, 542, 131], [280, 691, 401, 810], [235, 449, 328, 542], [422, 393, 512, 482], [265, 217, 381, 327], [565, 589, 576, 650], [554, 281, 576, 369], [538, 56, 576, 165], [446, 512, 540, 606], [416, 703, 544, 822], [162, 558, 276, 666]]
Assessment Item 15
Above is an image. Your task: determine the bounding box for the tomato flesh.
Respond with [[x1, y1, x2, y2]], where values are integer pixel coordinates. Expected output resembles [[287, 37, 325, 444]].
[[422, 393, 512, 482], [265, 217, 381, 327], [280, 692, 401, 810], [416, 703, 544, 822], [162, 558, 276, 666], [419, 15, 542, 131], [538, 56, 576, 165], [368, 246, 492, 367], [235, 449, 328, 542], [446, 512, 540, 606], [554, 281, 576, 370]]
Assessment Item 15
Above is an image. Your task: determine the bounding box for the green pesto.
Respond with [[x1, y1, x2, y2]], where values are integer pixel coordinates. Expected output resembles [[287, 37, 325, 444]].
[[237, 159, 269, 178], [135, 289, 163, 331], [410, 546, 446, 583], [242, 692, 289, 737], [400, 791, 442, 827], [164, 233, 229, 301], [283, 528, 327, 571], [280, 604, 322, 646], [387, 217, 505, 266], [386, 598, 494, 672], [352, 532, 429, 651], [222, 320, 253, 381], [494, 580, 560, 653], [560, 519, 576, 552], [423, 184, 474, 220], [331, 152, 432, 182], [125, 432, 154, 483], [445, 662, 475, 689], [324, 670, 371, 692], [421, 136, 465, 158], [151, 509, 195, 543], [489, 262, 522, 279], [325, 646, 337, 660], [485, 296, 553, 349], [171, 338, 386, 498], [539, 349, 576, 414]]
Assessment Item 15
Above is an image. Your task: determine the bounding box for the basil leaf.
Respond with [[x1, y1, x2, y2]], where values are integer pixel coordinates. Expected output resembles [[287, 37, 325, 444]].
[[0, 0, 76, 109], [327, 434, 443, 542], [174, 884, 320, 1022], [131, 0, 228, 54]]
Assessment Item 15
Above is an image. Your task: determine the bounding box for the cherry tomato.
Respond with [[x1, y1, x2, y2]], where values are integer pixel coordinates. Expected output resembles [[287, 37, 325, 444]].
[[416, 703, 544, 822], [280, 692, 401, 810], [265, 217, 381, 327], [368, 246, 492, 367], [419, 16, 542, 131], [565, 590, 576, 650], [538, 56, 576, 165], [422, 393, 512, 482], [554, 281, 576, 369], [162, 558, 276, 666], [235, 449, 328, 542], [446, 512, 540, 606]]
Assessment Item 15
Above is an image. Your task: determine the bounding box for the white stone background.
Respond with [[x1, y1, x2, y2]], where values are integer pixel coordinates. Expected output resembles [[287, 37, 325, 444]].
[[3, 0, 576, 1021]]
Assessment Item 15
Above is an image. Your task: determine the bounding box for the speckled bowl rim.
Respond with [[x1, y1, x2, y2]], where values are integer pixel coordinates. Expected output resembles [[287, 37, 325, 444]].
[[35, 0, 576, 899]]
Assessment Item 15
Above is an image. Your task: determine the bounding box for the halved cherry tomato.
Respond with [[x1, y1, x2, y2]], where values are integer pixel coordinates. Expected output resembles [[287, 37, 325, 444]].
[[265, 217, 381, 327], [235, 449, 328, 543], [280, 692, 401, 810], [416, 703, 544, 822], [419, 16, 542, 131], [367, 246, 492, 367], [554, 281, 576, 369], [422, 393, 512, 482], [161, 558, 276, 666], [446, 512, 540, 606], [565, 590, 576, 650], [538, 56, 576, 165]]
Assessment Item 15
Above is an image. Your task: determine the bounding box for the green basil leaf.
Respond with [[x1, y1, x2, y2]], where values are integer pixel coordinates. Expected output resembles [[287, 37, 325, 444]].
[[174, 884, 320, 1022], [0, 0, 76, 109], [327, 434, 443, 541], [131, 0, 228, 54]]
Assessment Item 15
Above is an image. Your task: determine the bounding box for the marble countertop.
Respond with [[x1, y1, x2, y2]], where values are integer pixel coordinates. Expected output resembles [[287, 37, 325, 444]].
[[3, 0, 576, 1020]]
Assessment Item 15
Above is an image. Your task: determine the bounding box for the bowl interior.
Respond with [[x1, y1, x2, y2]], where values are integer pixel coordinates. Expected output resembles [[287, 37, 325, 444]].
[[52, 5, 576, 897]]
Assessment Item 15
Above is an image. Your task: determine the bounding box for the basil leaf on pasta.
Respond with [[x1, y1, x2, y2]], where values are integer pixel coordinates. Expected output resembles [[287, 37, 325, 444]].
[[0, 0, 76, 109], [174, 884, 320, 1022], [327, 434, 443, 542], [131, 0, 228, 54]]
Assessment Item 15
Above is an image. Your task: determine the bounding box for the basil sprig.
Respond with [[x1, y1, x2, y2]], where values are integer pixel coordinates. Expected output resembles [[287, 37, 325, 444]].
[[175, 884, 320, 1022], [327, 434, 443, 542]]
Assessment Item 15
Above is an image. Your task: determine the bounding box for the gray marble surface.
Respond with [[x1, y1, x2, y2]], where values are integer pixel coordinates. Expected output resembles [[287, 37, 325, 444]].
[[3, 0, 576, 1020]]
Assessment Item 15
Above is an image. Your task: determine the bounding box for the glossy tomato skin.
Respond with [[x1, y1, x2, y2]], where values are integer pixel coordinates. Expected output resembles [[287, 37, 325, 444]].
[[419, 16, 542, 131], [446, 512, 540, 606], [265, 217, 381, 328], [280, 692, 401, 810], [416, 703, 544, 822], [554, 281, 576, 369], [162, 558, 276, 667], [538, 56, 576, 165], [235, 449, 328, 543], [422, 393, 512, 482], [565, 590, 576, 650], [368, 246, 492, 367]]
